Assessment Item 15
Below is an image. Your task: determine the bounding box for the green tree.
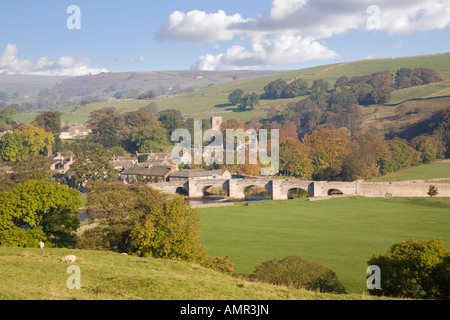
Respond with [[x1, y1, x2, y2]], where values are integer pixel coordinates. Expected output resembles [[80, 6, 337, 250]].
[[9, 155, 52, 183], [285, 78, 309, 97], [240, 93, 260, 110], [33, 111, 62, 152], [80, 182, 234, 274], [87, 107, 123, 148], [311, 79, 329, 93], [130, 124, 169, 153], [14, 125, 54, 157], [0, 180, 81, 248], [67, 148, 118, 188], [245, 256, 346, 294], [368, 239, 450, 299], [228, 89, 244, 105], [263, 79, 289, 99], [158, 110, 185, 139], [0, 107, 18, 125], [0, 132, 27, 162]]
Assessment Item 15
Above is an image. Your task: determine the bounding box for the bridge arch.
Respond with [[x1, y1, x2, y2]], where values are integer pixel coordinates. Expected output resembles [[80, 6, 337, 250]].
[[287, 188, 310, 199], [202, 185, 227, 197], [328, 188, 344, 196], [176, 187, 189, 196], [244, 185, 271, 199]]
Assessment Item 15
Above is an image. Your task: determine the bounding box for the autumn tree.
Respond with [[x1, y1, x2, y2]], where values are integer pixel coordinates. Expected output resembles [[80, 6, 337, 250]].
[[303, 128, 352, 180], [341, 132, 391, 181], [279, 140, 313, 178]]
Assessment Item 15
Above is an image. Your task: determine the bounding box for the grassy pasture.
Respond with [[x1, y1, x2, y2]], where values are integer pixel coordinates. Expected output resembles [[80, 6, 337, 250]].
[[198, 197, 450, 294], [368, 161, 450, 182], [0, 246, 388, 300]]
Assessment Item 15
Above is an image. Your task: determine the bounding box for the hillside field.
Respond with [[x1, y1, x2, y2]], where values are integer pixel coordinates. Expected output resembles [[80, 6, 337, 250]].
[[13, 52, 450, 125], [368, 161, 450, 182], [0, 246, 388, 300], [198, 197, 450, 294]]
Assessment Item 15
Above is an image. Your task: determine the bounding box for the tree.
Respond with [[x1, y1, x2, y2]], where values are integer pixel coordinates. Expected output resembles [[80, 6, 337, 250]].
[[33, 111, 62, 152], [240, 93, 260, 110], [245, 256, 347, 294], [80, 182, 234, 274], [0, 125, 54, 163], [367, 239, 450, 299], [9, 155, 52, 183], [428, 185, 439, 197], [0, 107, 18, 125], [0, 132, 27, 162], [87, 107, 123, 148], [311, 79, 329, 93], [130, 124, 169, 153], [0, 180, 81, 248], [228, 89, 244, 105], [286, 78, 309, 97], [303, 128, 352, 180], [14, 125, 54, 157], [67, 148, 118, 188], [279, 140, 313, 178], [263, 79, 289, 99], [158, 110, 185, 139]]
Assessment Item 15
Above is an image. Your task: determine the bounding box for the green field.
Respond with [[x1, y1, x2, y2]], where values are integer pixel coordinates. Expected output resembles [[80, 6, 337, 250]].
[[368, 161, 450, 182], [198, 197, 450, 294], [0, 247, 388, 300]]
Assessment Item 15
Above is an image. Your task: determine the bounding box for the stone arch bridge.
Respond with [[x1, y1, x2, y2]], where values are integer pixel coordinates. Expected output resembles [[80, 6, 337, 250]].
[[148, 178, 360, 200]]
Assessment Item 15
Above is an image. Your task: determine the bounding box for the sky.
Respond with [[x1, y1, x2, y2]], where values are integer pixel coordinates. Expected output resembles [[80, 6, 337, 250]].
[[0, 0, 449, 76]]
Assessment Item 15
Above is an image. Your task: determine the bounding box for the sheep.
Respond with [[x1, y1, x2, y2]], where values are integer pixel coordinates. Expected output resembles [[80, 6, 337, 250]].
[[60, 255, 77, 264], [38, 241, 44, 249]]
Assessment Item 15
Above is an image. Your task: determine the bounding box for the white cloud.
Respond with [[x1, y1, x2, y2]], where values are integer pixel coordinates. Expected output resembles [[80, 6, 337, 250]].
[[378, 0, 450, 34], [0, 44, 108, 76], [160, 0, 450, 70], [157, 9, 247, 43], [192, 35, 338, 70], [270, 0, 308, 20]]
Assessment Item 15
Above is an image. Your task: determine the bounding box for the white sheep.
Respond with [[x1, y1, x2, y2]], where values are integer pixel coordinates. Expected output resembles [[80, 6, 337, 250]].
[[38, 241, 44, 249], [60, 255, 77, 264]]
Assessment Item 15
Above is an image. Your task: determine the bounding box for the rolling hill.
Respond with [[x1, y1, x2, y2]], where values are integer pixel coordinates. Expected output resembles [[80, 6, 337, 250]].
[[0, 246, 387, 300]]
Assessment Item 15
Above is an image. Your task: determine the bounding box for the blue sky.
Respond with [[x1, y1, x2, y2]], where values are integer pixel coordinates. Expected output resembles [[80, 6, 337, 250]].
[[0, 0, 449, 75]]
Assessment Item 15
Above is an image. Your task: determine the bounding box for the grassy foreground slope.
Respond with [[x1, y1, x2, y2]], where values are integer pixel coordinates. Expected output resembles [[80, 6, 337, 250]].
[[0, 247, 383, 300], [199, 197, 450, 294]]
